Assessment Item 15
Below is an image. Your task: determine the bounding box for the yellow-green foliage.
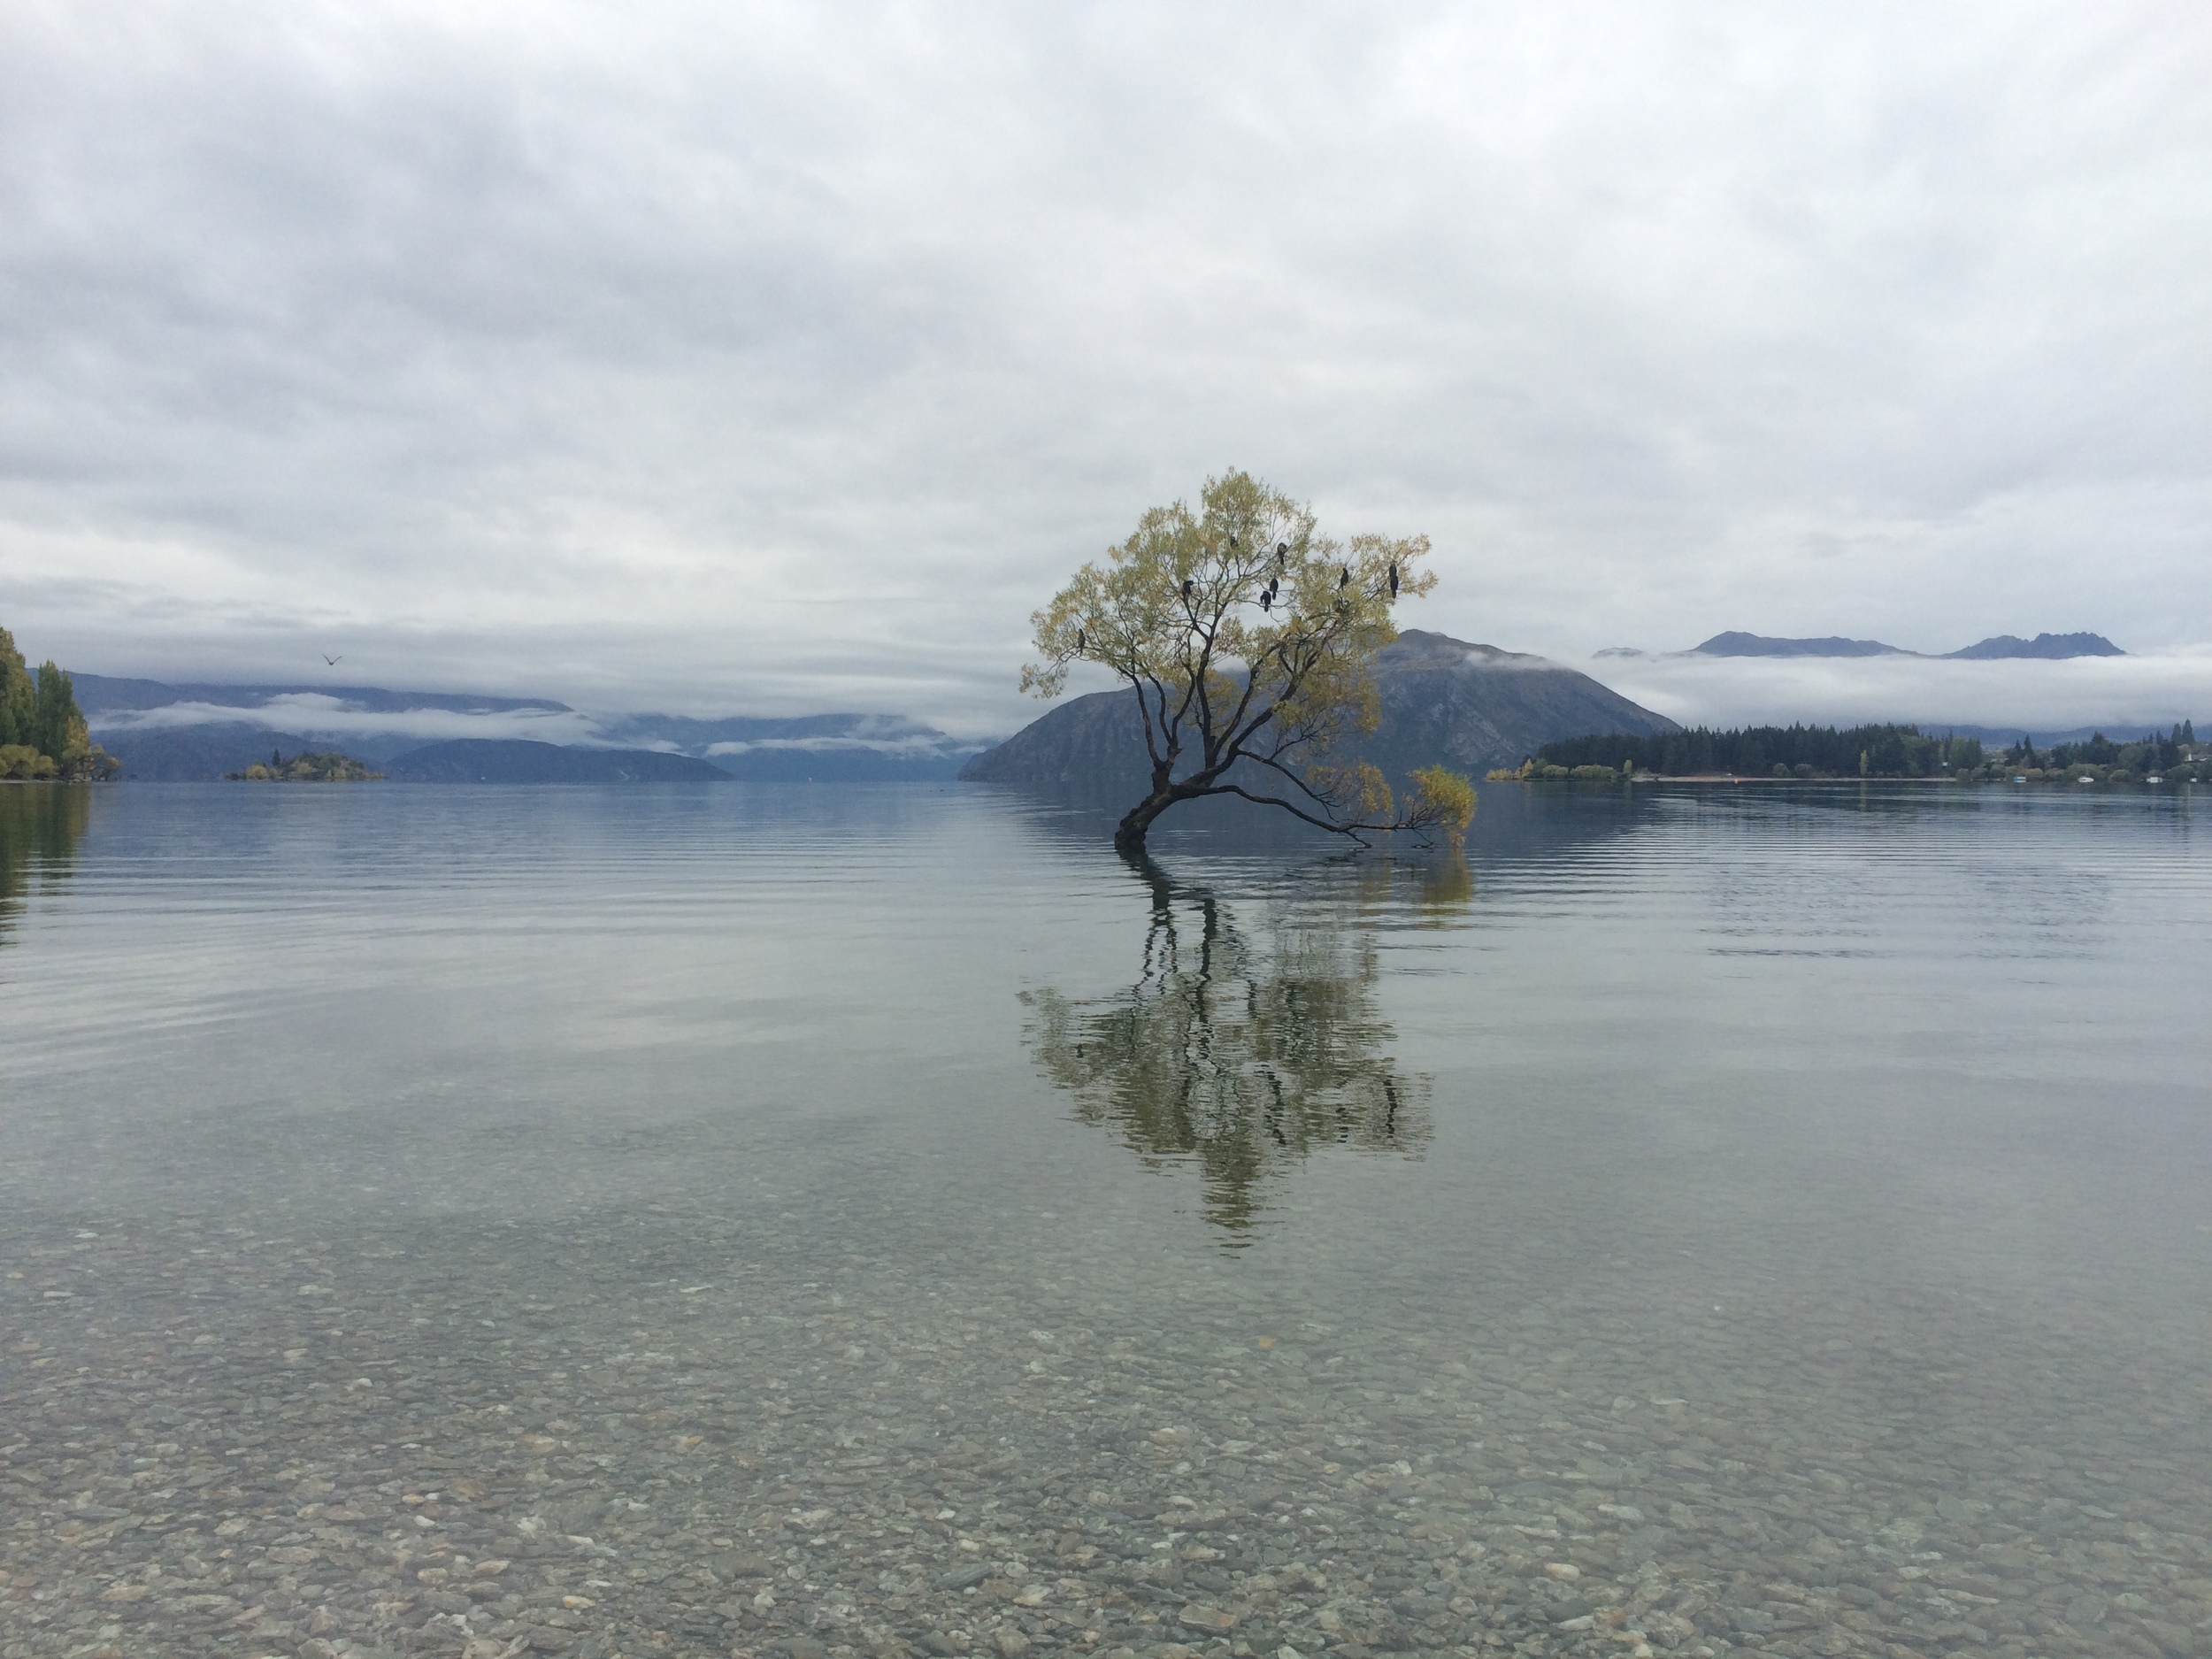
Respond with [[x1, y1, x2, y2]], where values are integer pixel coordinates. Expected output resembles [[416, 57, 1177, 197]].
[[1408, 764, 1476, 839], [0, 632, 111, 780], [1023, 469, 1432, 704], [1489, 758, 1628, 783], [1023, 469, 1465, 844], [0, 744, 58, 780], [227, 750, 383, 782]]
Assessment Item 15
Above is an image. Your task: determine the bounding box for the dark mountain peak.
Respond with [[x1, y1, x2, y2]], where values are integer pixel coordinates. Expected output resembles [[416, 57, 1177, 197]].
[[1693, 632, 1908, 658], [1374, 629, 1553, 671], [959, 630, 1675, 787], [1686, 629, 2126, 661], [1943, 633, 2124, 660]]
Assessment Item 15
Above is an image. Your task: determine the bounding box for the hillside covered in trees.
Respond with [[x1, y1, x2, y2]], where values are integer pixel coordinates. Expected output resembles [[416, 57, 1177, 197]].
[[1521, 722, 2204, 783], [0, 629, 118, 780]]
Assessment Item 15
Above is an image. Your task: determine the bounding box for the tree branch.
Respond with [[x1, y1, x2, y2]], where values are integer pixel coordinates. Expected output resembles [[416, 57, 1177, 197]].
[[1202, 783, 1384, 845]]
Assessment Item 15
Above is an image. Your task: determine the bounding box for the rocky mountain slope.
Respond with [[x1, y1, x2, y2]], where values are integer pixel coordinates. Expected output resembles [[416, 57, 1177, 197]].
[[960, 630, 1678, 788]]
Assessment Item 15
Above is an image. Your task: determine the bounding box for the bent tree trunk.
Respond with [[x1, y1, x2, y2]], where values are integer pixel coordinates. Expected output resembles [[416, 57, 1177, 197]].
[[1113, 789, 1177, 858], [1113, 757, 1187, 855]]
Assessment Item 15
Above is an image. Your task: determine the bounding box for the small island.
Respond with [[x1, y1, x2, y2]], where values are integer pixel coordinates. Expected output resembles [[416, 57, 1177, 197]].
[[227, 749, 384, 781], [1491, 721, 2205, 784]]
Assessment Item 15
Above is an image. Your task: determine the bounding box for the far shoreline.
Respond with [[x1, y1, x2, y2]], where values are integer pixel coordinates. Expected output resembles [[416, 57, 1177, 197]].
[[1500, 773, 2200, 787]]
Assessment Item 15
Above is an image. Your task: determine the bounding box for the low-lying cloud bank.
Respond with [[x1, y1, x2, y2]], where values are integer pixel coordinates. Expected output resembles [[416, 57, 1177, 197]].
[[76, 650, 2212, 763], [1588, 648, 2212, 734], [79, 681, 994, 780], [94, 695, 607, 747]]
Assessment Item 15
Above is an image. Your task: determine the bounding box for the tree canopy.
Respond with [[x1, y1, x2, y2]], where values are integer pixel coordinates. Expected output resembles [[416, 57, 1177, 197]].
[[0, 629, 116, 781], [1023, 470, 1474, 855], [227, 749, 384, 782]]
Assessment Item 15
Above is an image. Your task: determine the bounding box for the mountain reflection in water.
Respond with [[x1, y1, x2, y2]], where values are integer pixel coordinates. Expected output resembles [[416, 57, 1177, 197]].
[[1022, 856, 1453, 1238]]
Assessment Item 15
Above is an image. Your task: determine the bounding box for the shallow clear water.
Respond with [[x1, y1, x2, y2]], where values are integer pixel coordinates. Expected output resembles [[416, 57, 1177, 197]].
[[3, 781, 2208, 1659]]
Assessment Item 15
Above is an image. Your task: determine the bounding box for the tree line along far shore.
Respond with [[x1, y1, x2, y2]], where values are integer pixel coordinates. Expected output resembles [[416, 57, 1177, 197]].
[[0, 628, 117, 781], [1496, 722, 2205, 785]]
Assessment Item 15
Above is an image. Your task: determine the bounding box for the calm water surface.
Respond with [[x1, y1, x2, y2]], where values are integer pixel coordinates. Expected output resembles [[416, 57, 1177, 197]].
[[2, 782, 2208, 1659]]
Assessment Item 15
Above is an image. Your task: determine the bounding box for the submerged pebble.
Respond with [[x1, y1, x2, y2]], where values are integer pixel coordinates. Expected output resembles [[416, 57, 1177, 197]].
[[6, 1189, 2212, 1659]]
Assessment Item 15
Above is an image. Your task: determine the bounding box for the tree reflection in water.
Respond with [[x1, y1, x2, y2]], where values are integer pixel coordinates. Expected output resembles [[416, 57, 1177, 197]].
[[0, 784, 89, 938], [1023, 857, 1442, 1240]]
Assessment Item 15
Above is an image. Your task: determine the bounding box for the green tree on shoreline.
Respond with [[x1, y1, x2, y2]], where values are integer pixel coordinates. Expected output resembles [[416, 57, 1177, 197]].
[[0, 629, 117, 781], [1522, 720, 2204, 785]]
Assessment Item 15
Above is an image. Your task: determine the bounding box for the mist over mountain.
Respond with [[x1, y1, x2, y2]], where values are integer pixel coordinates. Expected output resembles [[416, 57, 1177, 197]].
[[71, 675, 568, 718], [603, 713, 989, 781], [73, 673, 991, 781], [960, 630, 1678, 789]]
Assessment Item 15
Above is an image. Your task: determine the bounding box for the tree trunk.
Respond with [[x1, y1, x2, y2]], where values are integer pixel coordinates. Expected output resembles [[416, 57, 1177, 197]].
[[1112, 788, 1177, 857]]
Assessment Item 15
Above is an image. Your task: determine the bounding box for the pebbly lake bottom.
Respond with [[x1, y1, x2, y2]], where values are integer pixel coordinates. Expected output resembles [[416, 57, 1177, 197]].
[[2, 781, 2209, 1659]]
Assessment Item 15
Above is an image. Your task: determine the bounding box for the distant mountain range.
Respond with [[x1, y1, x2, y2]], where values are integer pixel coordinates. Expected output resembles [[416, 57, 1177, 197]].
[[73, 673, 991, 782], [67, 642, 2164, 787], [1600, 631, 2125, 660], [960, 629, 1678, 788]]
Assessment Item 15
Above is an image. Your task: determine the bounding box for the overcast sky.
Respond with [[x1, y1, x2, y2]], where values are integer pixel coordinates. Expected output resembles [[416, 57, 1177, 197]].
[[2, 0, 2206, 733]]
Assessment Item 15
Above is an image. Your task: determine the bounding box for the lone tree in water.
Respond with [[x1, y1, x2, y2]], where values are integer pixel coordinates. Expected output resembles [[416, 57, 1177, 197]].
[[1023, 470, 1476, 856]]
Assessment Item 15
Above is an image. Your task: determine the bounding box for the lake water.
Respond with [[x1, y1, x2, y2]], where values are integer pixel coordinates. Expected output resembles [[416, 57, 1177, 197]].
[[3, 781, 2208, 1659]]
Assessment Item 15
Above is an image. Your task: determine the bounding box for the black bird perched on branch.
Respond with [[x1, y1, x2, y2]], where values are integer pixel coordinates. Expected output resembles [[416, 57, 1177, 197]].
[[1181, 578, 1194, 602], [1259, 590, 1271, 614], [1076, 628, 1086, 653], [1338, 566, 1349, 588], [1388, 564, 1399, 598]]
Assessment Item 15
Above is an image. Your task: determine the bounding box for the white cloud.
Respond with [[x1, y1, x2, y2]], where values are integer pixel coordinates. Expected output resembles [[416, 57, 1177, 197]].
[[1587, 649, 2212, 733], [1, 1, 2206, 730], [93, 695, 605, 745]]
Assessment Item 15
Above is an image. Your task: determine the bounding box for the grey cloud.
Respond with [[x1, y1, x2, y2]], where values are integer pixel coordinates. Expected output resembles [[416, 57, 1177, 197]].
[[2, 1, 2206, 733]]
